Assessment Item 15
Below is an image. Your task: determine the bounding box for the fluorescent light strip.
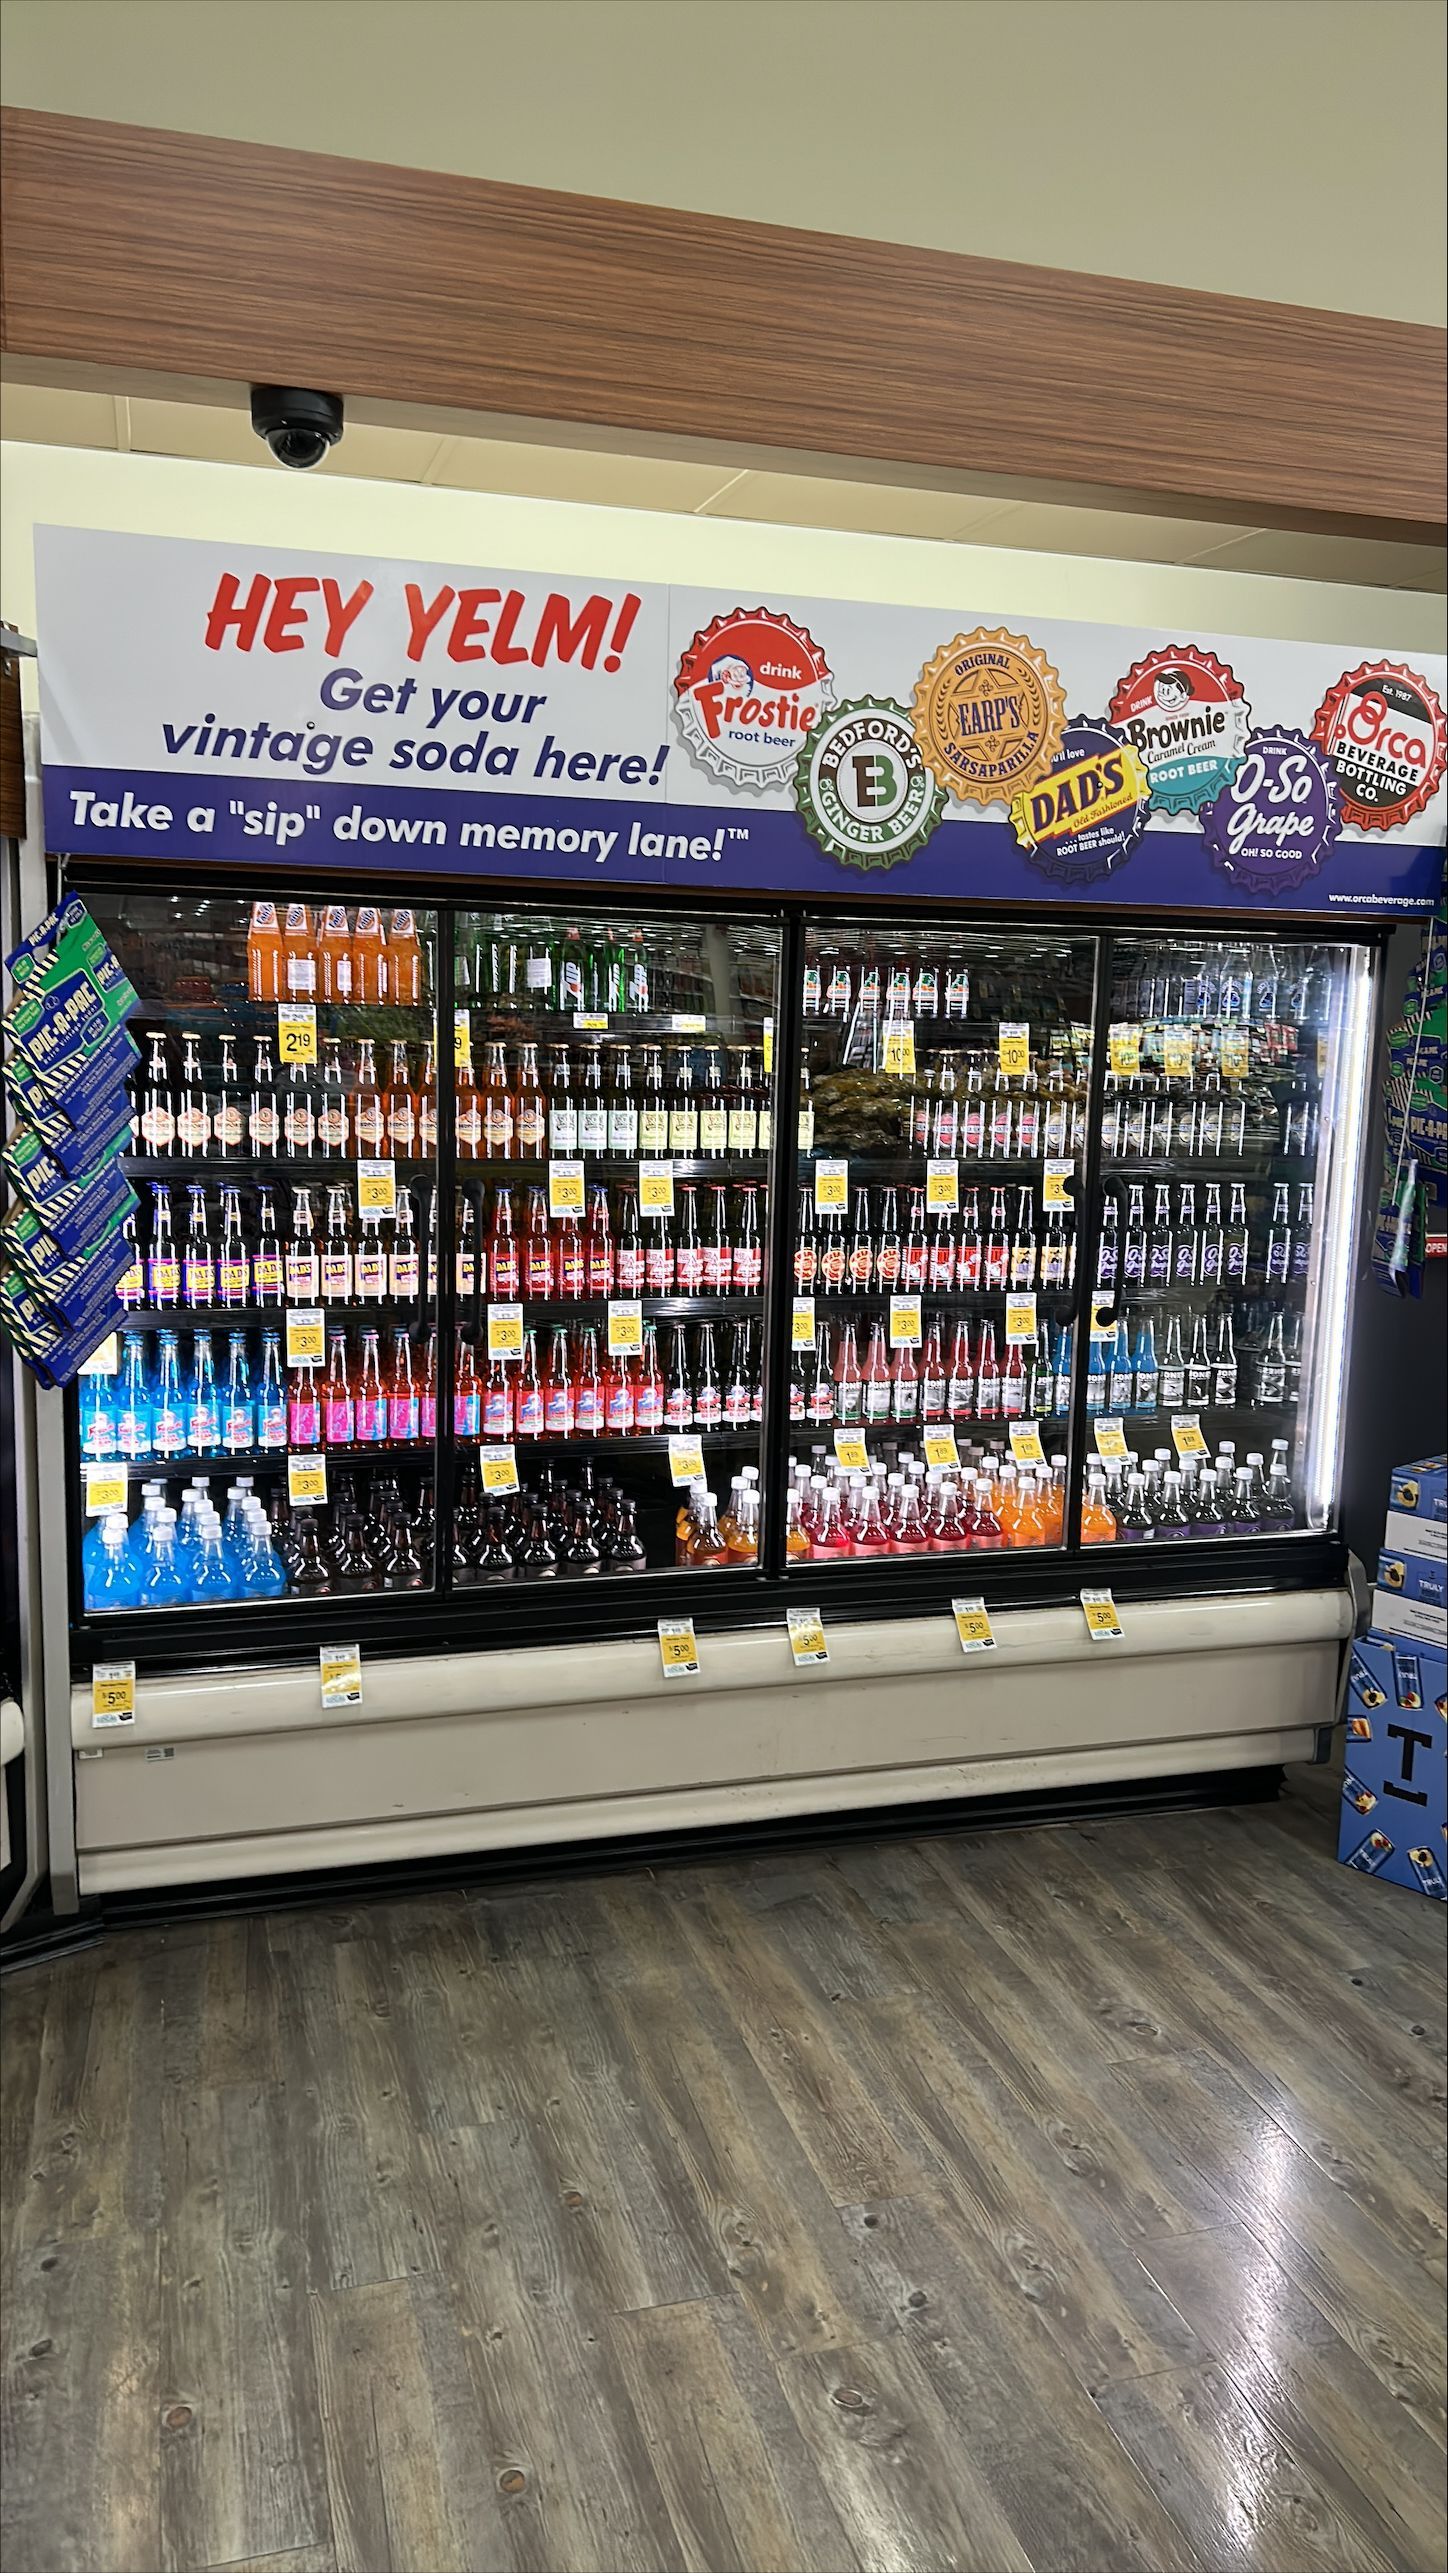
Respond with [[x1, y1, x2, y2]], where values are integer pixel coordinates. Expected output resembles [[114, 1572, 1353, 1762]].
[[1303, 948, 1374, 1528]]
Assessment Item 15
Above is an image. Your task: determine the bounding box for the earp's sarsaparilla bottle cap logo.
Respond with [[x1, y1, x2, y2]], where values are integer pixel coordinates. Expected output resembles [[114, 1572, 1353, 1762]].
[[1008, 718, 1151, 886], [911, 627, 1065, 805], [673, 607, 834, 794], [1310, 658, 1448, 832], [1108, 644, 1250, 814], [793, 698, 945, 870], [1199, 727, 1342, 897]]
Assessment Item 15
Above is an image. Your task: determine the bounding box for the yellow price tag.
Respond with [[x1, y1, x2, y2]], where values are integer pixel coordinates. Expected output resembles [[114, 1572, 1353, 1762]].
[[454, 1007, 471, 1069], [667, 1435, 705, 1487], [998, 1022, 1030, 1078], [608, 1301, 643, 1355], [1219, 1028, 1250, 1079], [91, 1660, 136, 1727], [833, 1430, 869, 1471], [786, 1608, 829, 1666], [926, 1160, 959, 1211], [814, 1159, 848, 1212], [1042, 1159, 1073, 1208], [285, 1309, 325, 1366], [1008, 1421, 1045, 1465], [548, 1160, 585, 1215], [356, 1158, 396, 1214], [670, 1014, 707, 1035], [952, 1597, 996, 1655], [882, 1024, 916, 1078], [1316, 1033, 1329, 1080], [319, 1644, 363, 1709], [762, 1019, 774, 1076], [1089, 1296, 1117, 1340], [1163, 1029, 1195, 1078], [639, 1161, 675, 1213], [487, 1303, 524, 1358], [658, 1618, 699, 1676], [480, 1444, 520, 1492], [1005, 1293, 1037, 1345], [572, 1013, 609, 1031], [1081, 1589, 1124, 1640], [924, 1428, 959, 1469], [277, 1002, 317, 1065], [80, 1334, 120, 1376], [288, 1453, 329, 1506], [1094, 1418, 1129, 1461], [84, 1464, 128, 1516], [1109, 1025, 1141, 1075], [1171, 1413, 1209, 1458], [792, 1296, 816, 1349], [889, 1294, 922, 1348]]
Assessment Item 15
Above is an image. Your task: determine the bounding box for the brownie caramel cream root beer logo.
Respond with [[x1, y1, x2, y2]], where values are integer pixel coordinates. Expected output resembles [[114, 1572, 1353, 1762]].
[[794, 700, 945, 871], [673, 608, 834, 794], [1108, 645, 1250, 815], [1311, 659, 1447, 832], [911, 629, 1066, 805]]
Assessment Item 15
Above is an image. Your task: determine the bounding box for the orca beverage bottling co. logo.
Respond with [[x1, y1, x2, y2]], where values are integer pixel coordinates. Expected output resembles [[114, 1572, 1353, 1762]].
[[1109, 644, 1250, 814], [794, 699, 945, 871], [673, 607, 834, 793], [1008, 719, 1151, 886], [1311, 659, 1447, 831]]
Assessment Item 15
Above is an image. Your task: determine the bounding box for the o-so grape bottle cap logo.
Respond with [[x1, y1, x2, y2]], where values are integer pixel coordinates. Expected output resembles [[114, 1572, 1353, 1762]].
[[1199, 728, 1342, 897], [1108, 645, 1250, 814], [911, 628, 1066, 805], [1310, 658, 1447, 832], [673, 607, 834, 794], [1009, 719, 1151, 885], [794, 699, 945, 871]]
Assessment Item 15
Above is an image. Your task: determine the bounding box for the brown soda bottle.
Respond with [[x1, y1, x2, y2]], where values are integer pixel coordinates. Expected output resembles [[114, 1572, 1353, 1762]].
[[417, 1043, 439, 1157], [901, 1187, 928, 1290], [352, 1039, 385, 1155], [455, 1035, 482, 1161], [489, 1186, 520, 1298], [318, 1038, 351, 1157], [514, 1043, 546, 1158], [386, 1042, 417, 1160], [321, 1186, 354, 1303]]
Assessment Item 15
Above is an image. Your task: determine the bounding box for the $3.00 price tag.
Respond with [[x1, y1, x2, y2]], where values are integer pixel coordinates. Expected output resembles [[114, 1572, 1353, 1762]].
[[277, 1001, 317, 1065], [952, 1597, 996, 1655], [667, 1435, 705, 1487], [1171, 1413, 1209, 1458], [91, 1660, 136, 1728], [833, 1429, 869, 1472], [356, 1158, 396, 1215], [480, 1444, 520, 1493], [814, 1158, 848, 1212], [923, 1428, 959, 1469], [319, 1643, 362, 1709], [548, 1159, 585, 1215], [285, 1308, 325, 1366], [84, 1463, 128, 1516], [658, 1617, 700, 1677], [1094, 1418, 1129, 1461], [926, 1160, 959, 1212], [1004, 1293, 1037, 1345], [1109, 1025, 1141, 1075], [487, 1302, 524, 1358], [888, 1294, 922, 1347], [639, 1161, 675, 1213], [882, 1023, 916, 1078], [1081, 1588, 1124, 1641], [791, 1296, 816, 1348], [608, 1300, 643, 1355], [1008, 1421, 1045, 1465], [998, 1022, 1030, 1079], [1219, 1028, 1250, 1079], [1042, 1159, 1074, 1208], [288, 1452, 328, 1507], [786, 1607, 829, 1666], [762, 1018, 774, 1075]]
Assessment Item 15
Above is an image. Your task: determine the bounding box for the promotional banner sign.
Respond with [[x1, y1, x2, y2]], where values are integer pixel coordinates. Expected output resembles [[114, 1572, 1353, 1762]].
[[35, 528, 1446, 917]]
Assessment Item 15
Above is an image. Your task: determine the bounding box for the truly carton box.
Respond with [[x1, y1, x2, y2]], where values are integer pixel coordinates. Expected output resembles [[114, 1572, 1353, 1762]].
[[1384, 1507, 1447, 1568], [1340, 1630, 1447, 1898], [1371, 1588, 1448, 1650], [1388, 1456, 1447, 1528], [1377, 1547, 1448, 1610]]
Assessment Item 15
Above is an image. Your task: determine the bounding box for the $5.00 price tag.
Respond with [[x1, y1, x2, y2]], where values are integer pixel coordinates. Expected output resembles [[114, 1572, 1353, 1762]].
[[288, 1452, 328, 1507], [1042, 1159, 1074, 1208], [277, 1001, 318, 1065], [319, 1643, 363, 1709], [1171, 1412, 1209, 1458], [84, 1463, 128, 1516], [998, 1021, 1030, 1078], [923, 1427, 959, 1469], [480, 1444, 520, 1493], [814, 1158, 848, 1212], [952, 1597, 996, 1655], [786, 1607, 829, 1666], [888, 1294, 922, 1348], [1162, 1028, 1195, 1078], [658, 1617, 700, 1677], [1081, 1588, 1124, 1641], [833, 1429, 869, 1471], [926, 1160, 959, 1212], [667, 1435, 705, 1487], [285, 1308, 325, 1366], [791, 1296, 816, 1348], [356, 1158, 396, 1215], [1008, 1421, 1045, 1465], [1004, 1293, 1037, 1345], [882, 1023, 916, 1078], [639, 1161, 675, 1213], [548, 1159, 585, 1215], [1094, 1418, 1129, 1461], [608, 1300, 643, 1355], [487, 1302, 524, 1358], [91, 1660, 136, 1728], [1109, 1025, 1142, 1075]]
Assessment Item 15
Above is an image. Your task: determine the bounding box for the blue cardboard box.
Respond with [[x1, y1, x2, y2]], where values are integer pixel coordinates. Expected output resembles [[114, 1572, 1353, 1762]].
[[1389, 1456, 1447, 1527], [1376, 1548, 1448, 1609], [1340, 1630, 1447, 1898]]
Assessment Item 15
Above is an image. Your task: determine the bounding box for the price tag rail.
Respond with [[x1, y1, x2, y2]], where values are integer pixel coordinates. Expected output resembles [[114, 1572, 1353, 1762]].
[[800, 1151, 1073, 1181], [123, 1154, 439, 1184], [81, 1443, 435, 1479], [108, 1300, 436, 1331]]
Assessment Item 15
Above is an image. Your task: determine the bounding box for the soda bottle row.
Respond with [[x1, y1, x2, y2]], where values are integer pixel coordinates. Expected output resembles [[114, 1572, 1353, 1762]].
[[791, 1316, 1071, 1428], [83, 1324, 438, 1460], [457, 1038, 774, 1160], [1115, 942, 1334, 1034], [453, 1459, 650, 1582], [1096, 1182, 1313, 1291], [1100, 1071, 1319, 1161], [777, 1449, 1064, 1558], [1081, 1440, 1297, 1544], [456, 1180, 766, 1301], [135, 1030, 439, 1160], [123, 1182, 431, 1311], [454, 1319, 764, 1441], [84, 1470, 435, 1607], [804, 949, 971, 1023], [247, 903, 427, 1005], [798, 1185, 1076, 1295], [459, 920, 750, 1019], [1085, 1305, 1297, 1415], [903, 1057, 1083, 1159]]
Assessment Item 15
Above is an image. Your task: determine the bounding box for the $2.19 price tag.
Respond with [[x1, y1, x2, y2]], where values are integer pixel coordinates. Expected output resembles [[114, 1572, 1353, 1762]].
[[1094, 1418, 1129, 1461], [786, 1608, 829, 1666], [454, 1006, 471, 1068], [84, 1463, 128, 1516], [288, 1452, 328, 1507], [639, 1161, 675, 1213], [1008, 1421, 1045, 1465], [1004, 1293, 1037, 1345], [888, 1294, 922, 1347], [487, 1303, 523, 1358], [285, 1308, 325, 1366], [548, 1160, 585, 1215], [608, 1301, 643, 1355], [952, 1597, 996, 1655], [833, 1429, 869, 1472], [319, 1643, 362, 1708], [667, 1435, 705, 1487], [658, 1617, 700, 1677], [1171, 1413, 1209, 1458], [791, 1296, 816, 1348], [277, 1001, 317, 1064], [998, 1022, 1030, 1078], [91, 1660, 136, 1728], [1080, 1588, 1124, 1641], [1042, 1159, 1073, 1208], [814, 1158, 848, 1212], [926, 1160, 959, 1212], [480, 1445, 520, 1493]]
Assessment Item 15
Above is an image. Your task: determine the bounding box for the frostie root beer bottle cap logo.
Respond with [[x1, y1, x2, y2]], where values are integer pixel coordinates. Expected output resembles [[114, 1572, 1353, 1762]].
[[1310, 659, 1447, 832], [673, 607, 834, 794], [911, 627, 1065, 805], [794, 699, 945, 871]]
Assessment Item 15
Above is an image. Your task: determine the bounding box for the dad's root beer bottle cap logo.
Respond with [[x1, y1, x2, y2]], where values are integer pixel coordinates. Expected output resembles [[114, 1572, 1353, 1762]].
[[1310, 659, 1447, 832], [1108, 644, 1250, 814], [1009, 719, 1151, 886], [1199, 728, 1342, 898], [911, 628, 1065, 805], [794, 699, 945, 870], [673, 607, 834, 794]]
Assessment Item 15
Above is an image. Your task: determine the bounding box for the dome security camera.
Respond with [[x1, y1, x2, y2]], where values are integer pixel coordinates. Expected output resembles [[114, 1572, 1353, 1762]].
[[250, 386, 344, 470]]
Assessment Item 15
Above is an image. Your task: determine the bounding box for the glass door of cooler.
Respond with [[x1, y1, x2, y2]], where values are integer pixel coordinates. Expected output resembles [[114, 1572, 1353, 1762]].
[[785, 920, 1098, 1567], [75, 892, 440, 1609], [1083, 932, 1372, 1551], [450, 906, 782, 1581]]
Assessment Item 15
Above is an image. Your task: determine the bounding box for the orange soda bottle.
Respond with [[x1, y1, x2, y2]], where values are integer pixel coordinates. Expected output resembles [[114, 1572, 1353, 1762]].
[[351, 906, 388, 1004], [316, 904, 353, 1002], [388, 910, 424, 1007], [247, 901, 284, 1002]]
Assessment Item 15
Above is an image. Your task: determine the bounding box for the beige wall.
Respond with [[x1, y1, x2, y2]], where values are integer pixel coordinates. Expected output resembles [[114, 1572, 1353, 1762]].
[[3, 0, 1444, 326]]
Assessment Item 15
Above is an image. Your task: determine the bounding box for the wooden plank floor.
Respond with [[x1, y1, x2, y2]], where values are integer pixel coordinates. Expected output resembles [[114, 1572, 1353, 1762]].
[[3, 1768, 1445, 2573]]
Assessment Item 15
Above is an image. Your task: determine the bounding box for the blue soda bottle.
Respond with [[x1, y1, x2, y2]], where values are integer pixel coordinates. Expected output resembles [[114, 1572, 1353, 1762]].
[[85, 1513, 142, 1611], [186, 1331, 221, 1456], [139, 1510, 187, 1607], [125, 1486, 165, 1568], [221, 1334, 255, 1455], [1085, 1325, 1108, 1416], [151, 1332, 186, 1460], [115, 1334, 154, 1461], [79, 1360, 119, 1460], [1132, 1316, 1158, 1414], [1108, 1320, 1135, 1414], [188, 1511, 238, 1604], [255, 1331, 288, 1452]]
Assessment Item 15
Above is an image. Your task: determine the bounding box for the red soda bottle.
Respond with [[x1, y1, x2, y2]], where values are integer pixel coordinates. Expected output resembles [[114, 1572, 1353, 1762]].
[[958, 1189, 982, 1290], [732, 1186, 762, 1293], [891, 1337, 920, 1423], [835, 1322, 863, 1422], [675, 1185, 704, 1293], [862, 1320, 893, 1424], [921, 1320, 947, 1421], [704, 1186, 732, 1292], [975, 1322, 1001, 1418], [514, 1330, 545, 1440], [947, 1320, 973, 1420], [482, 1354, 513, 1441], [555, 1210, 585, 1299], [603, 1347, 635, 1436], [573, 1328, 604, 1435], [614, 1185, 644, 1294], [522, 1186, 554, 1297], [542, 1326, 575, 1436], [644, 1205, 673, 1293], [489, 1186, 520, 1299], [1000, 1337, 1027, 1420], [633, 1323, 665, 1433], [585, 1185, 615, 1296]]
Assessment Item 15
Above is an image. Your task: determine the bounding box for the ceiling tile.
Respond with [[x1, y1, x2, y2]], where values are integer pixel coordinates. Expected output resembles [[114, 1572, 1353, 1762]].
[[969, 501, 1256, 564], [1184, 529, 1447, 593], [432, 439, 736, 510], [125, 400, 445, 481], [697, 470, 1000, 539], [0, 383, 118, 449]]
